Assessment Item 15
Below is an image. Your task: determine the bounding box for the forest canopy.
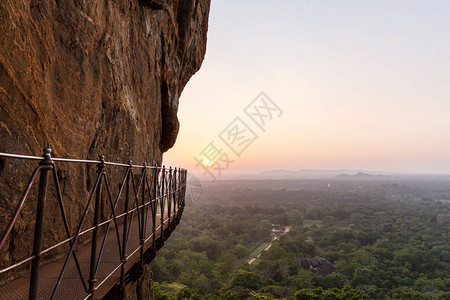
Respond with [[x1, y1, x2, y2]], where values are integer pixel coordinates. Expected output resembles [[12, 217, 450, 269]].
[[152, 179, 450, 299]]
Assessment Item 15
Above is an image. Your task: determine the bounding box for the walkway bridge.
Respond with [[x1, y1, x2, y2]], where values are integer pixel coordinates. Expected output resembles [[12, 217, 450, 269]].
[[0, 149, 187, 299]]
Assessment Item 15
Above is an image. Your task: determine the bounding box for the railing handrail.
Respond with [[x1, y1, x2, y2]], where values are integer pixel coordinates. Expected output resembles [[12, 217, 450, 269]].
[[0, 152, 185, 171]]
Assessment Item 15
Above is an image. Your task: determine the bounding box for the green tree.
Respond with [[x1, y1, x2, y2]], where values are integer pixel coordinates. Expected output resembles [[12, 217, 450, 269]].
[[318, 273, 348, 289], [232, 243, 248, 259], [231, 271, 265, 290], [293, 286, 368, 299], [176, 286, 203, 300]]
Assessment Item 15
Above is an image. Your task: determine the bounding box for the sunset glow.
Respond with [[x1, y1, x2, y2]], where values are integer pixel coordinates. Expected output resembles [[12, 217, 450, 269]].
[[164, 0, 450, 176]]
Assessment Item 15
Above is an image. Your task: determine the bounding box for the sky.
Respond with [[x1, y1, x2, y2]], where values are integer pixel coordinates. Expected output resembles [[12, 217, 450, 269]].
[[163, 0, 450, 177]]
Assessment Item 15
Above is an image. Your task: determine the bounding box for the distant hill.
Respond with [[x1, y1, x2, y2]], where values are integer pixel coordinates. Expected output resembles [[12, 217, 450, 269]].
[[257, 169, 397, 180], [195, 169, 450, 181], [335, 172, 389, 180], [336, 172, 370, 178]]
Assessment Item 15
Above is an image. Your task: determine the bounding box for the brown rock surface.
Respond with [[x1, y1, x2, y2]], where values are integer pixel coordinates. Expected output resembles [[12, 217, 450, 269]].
[[296, 257, 339, 275], [0, 0, 210, 158], [0, 0, 210, 278]]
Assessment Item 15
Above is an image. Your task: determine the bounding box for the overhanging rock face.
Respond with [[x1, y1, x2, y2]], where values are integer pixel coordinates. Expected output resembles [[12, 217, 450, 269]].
[[0, 0, 210, 287], [0, 0, 210, 159]]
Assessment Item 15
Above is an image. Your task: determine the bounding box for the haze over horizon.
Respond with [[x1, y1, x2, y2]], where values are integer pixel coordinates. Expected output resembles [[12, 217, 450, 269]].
[[189, 168, 450, 182], [164, 0, 450, 177]]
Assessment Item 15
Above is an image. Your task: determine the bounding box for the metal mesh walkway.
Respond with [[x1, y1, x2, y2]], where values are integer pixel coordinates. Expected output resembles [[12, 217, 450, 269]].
[[0, 150, 187, 299], [0, 208, 179, 299]]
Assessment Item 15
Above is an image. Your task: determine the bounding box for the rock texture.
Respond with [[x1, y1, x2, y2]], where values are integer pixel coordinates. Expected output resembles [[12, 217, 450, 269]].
[[0, 0, 210, 281], [0, 0, 210, 158], [296, 257, 338, 275]]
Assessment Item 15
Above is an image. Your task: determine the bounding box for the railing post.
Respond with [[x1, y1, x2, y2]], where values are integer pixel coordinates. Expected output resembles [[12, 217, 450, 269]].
[[120, 160, 132, 290], [173, 168, 177, 216], [139, 163, 146, 270], [181, 170, 184, 207], [29, 148, 52, 300], [160, 166, 165, 232], [178, 171, 181, 208], [152, 166, 158, 247], [179, 170, 182, 209], [182, 170, 187, 207], [179, 169, 182, 209], [88, 155, 105, 299], [168, 167, 172, 225], [175, 168, 178, 214]]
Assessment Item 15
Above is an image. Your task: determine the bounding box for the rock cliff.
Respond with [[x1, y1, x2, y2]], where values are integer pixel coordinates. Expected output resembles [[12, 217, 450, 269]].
[[0, 0, 210, 279], [0, 0, 210, 159]]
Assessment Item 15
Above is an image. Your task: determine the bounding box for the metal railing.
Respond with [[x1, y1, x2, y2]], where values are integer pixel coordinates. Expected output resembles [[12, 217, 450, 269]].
[[0, 148, 187, 299]]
